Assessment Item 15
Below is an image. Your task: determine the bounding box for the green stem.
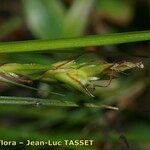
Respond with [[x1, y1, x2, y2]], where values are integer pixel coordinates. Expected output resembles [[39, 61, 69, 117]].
[[0, 30, 149, 53], [0, 96, 115, 109]]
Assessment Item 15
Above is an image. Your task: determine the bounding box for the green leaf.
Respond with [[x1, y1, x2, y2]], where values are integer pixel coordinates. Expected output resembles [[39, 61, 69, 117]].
[[23, 0, 95, 39], [63, 0, 95, 37], [0, 96, 109, 108], [23, 0, 65, 39]]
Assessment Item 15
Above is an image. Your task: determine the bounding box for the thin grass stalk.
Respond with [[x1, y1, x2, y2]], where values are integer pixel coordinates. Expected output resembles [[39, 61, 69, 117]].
[[0, 30, 149, 53], [0, 96, 118, 109]]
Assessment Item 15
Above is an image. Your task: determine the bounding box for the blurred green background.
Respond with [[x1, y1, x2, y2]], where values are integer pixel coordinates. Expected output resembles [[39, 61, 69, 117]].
[[0, 0, 150, 149]]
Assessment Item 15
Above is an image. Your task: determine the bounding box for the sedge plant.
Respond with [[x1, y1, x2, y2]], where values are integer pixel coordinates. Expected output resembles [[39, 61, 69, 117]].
[[0, 30, 150, 107]]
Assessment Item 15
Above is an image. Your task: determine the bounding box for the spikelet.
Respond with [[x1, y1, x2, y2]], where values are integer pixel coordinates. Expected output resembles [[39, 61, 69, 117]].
[[0, 55, 144, 96]]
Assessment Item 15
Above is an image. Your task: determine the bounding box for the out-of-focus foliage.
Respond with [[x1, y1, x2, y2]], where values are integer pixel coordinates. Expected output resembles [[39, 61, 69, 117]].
[[23, 0, 65, 39], [63, 0, 94, 37], [97, 0, 133, 25], [23, 0, 94, 39], [0, 17, 23, 40]]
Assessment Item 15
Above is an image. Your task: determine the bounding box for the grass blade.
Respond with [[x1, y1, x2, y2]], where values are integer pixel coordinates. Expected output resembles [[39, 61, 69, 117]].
[[0, 96, 118, 109], [23, 0, 65, 39], [63, 0, 94, 37], [0, 30, 149, 53]]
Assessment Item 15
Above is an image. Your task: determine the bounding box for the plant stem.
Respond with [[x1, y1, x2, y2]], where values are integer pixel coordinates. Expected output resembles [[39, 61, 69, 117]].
[[0, 30, 149, 53], [0, 96, 118, 109]]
